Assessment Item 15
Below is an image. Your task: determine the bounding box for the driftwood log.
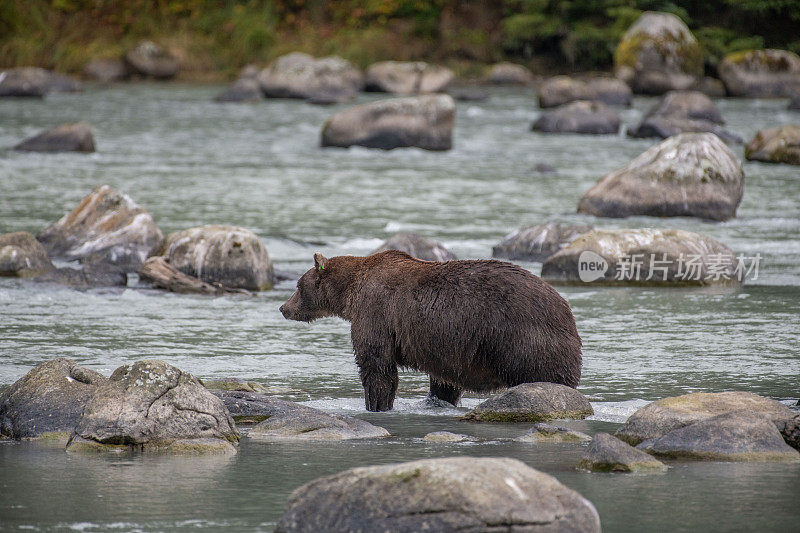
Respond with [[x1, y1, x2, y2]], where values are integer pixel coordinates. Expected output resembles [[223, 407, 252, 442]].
[[138, 256, 251, 295]]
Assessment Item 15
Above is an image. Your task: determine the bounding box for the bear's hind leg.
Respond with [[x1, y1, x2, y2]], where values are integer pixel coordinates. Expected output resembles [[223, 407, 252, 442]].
[[427, 376, 462, 407]]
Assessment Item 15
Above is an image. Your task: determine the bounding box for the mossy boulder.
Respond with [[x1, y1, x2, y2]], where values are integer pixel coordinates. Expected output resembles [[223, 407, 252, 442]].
[[275, 457, 601, 532], [0, 358, 107, 442], [365, 61, 454, 95], [718, 49, 800, 98], [532, 100, 621, 135], [124, 41, 179, 80], [370, 232, 456, 261], [488, 62, 533, 85], [492, 222, 593, 262], [579, 433, 667, 472], [614, 12, 702, 95], [577, 133, 744, 221], [514, 423, 591, 443], [462, 383, 593, 423], [257, 52, 363, 103], [0, 232, 55, 277], [14, 122, 95, 153], [745, 125, 800, 166], [203, 378, 269, 394]]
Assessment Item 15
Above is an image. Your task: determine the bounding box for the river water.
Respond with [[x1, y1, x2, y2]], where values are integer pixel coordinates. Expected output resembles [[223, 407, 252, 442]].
[[1, 85, 798, 532]]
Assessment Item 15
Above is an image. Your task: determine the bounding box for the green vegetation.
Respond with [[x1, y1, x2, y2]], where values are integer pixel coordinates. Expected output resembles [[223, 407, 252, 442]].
[[1, 0, 799, 78]]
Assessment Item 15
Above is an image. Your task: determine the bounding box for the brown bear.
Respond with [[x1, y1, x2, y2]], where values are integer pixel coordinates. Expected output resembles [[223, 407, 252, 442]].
[[280, 251, 582, 412]]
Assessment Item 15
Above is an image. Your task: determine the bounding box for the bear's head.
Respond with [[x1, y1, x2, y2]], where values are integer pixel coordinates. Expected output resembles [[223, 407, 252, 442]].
[[280, 252, 336, 322]]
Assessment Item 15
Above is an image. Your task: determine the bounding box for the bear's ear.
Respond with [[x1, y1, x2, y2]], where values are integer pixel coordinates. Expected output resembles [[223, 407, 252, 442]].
[[313, 252, 328, 272]]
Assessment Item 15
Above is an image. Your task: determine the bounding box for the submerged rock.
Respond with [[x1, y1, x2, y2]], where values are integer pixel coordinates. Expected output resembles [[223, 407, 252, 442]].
[[83, 58, 129, 83], [257, 52, 363, 103], [124, 41, 179, 79], [542, 229, 739, 286], [423, 431, 475, 442], [248, 408, 389, 441], [151, 225, 274, 291], [538, 76, 632, 108], [321, 94, 455, 151], [745, 125, 800, 165], [488, 62, 533, 85], [579, 433, 667, 472], [492, 222, 593, 262], [365, 61, 453, 95], [577, 133, 744, 221], [67, 360, 238, 454], [213, 78, 262, 103], [514, 423, 591, 443], [14, 122, 95, 153], [37, 185, 163, 271], [462, 383, 593, 423], [718, 49, 800, 98], [275, 457, 601, 533], [446, 85, 489, 102], [33, 261, 128, 289], [0, 358, 107, 442], [532, 100, 621, 135], [614, 12, 702, 95], [0, 232, 54, 277], [370, 232, 456, 261], [202, 378, 269, 394]]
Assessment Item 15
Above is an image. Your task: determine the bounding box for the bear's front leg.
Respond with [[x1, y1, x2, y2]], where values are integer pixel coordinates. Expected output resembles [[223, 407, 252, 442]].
[[360, 363, 398, 412], [428, 376, 462, 407]]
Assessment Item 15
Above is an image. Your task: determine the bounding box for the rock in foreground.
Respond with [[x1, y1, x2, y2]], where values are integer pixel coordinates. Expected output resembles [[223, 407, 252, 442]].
[[365, 61, 453, 95], [67, 360, 238, 454], [532, 101, 621, 135], [37, 185, 163, 270], [579, 433, 667, 472], [275, 457, 601, 532], [0, 358, 107, 441], [370, 232, 456, 261], [577, 133, 744, 221], [321, 94, 454, 151], [258, 52, 363, 103], [745, 125, 800, 166], [462, 383, 593, 423], [492, 222, 593, 262], [14, 122, 95, 153], [718, 49, 800, 98], [0, 232, 54, 277]]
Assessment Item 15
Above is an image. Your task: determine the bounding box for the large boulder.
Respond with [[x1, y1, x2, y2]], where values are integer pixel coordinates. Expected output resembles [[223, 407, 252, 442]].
[[370, 232, 456, 261], [151, 225, 274, 291], [538, 76, 632, 108], [642, 90, 723, 123], [462, 383, 593, 423], [492, 222, 593, 262], [532, 100, 621, 135], [614, 12, 703, 95], [248, 408, 389, 441], [577, 133, 744, 221], [579, 433, 667, 472], [213, 77, 262, 103], [488, 62, 533, 85], [66, 360, 238, 454], [637, 412, 800, 462], [275, 457, 601, 532], [0, 358, 107, 442], [37, 185, 163, 270], [257, 52, 363, 103], [13, 122, 95, 153], [718, 49, 800, 98], [124, 41, 179, 80], [615, 391, 800, 451], [321, 94, 455, 151], [745, 125, 800, 165], [0, 67, 81, 97], [83, 58, 129, 83], [0, 232, 55, 277], [541, 229, 739, 286], [365, 61, 454, 95]]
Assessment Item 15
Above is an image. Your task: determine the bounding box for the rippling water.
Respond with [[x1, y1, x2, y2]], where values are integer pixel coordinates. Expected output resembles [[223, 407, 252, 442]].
[[1, 84, 799, 532]]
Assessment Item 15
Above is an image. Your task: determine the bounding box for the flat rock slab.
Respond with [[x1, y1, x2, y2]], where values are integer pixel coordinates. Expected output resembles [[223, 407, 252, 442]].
[[248, 407, 389, 441], [637, 412, 800, 462], [0, 231, 55, 277], [370, 232, 456, 261], [579, 433, 667, 472], [515, 423, 591, 443], [423, 431, 475, 443], [275, 457, 601, 532], [0, 358, 107, 442], [462, 382, 593, 423], [14, 122, 95, 152], [493, 222, 593, 262]]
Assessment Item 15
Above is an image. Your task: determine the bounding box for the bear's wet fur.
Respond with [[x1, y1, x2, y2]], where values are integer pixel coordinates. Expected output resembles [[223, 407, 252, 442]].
[[280, 251, 582, 412]]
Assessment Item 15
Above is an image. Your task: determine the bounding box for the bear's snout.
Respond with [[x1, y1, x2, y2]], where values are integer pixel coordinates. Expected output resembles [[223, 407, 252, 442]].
[[279, 304, 286, 317]]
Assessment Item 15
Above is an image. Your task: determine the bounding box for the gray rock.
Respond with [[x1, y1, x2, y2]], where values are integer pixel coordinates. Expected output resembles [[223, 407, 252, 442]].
[[579, 433, 667, 472], [37, 185, 163, 271], [371, 232, 456, 261], [0, 358, 107, 442], [203, 378, 269, 394], [614, 12, 702, 95], [365, 61, 454, 95], [151, 225, 274, 291], [462, 383, 593, 423], [577, 133, 744, 221], [0, 232, 55, 277], [0, 67, 81, 97], [211, 390, 307, 424], [588, 77, 633, 106], [238, 64, 260, 79], [257, 52, 363, 103], [45, 71, 82, 93], [124, 41, 179, 80], [542, 229, 739, 286], [532, 100, 621, 135], [615, 391, 800, 450], [83, 58, 129, 83], [321, 94, 455, 151], [213, 78, 262, 103], [538, 76, 632, 108], [33, 262, 128, 289], [745, 125, 800, 166], [14, 122, 95, 153], [628, 116, 743, 144], [275, 457, 601, 533], [637, 411, 800, 462], [790, 94, 800, 111], [644, 90, 724, 123], [488, 62, 533, 85], [718, 49, 800, 98], [67, 360, 238, 454], [695, 76, 726, 97], [492, 222, 593, 262], [515, 423, 591, 443], [447, 85, 489, 102], [423, 431, 475, 442], [248, 407, 389, 441]]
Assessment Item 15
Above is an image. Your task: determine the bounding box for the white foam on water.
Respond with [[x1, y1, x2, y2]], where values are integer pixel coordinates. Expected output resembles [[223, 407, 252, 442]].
[[588, 399, 651, 423], [338, 237, 384, 251], [300, 395, 482, 415]]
